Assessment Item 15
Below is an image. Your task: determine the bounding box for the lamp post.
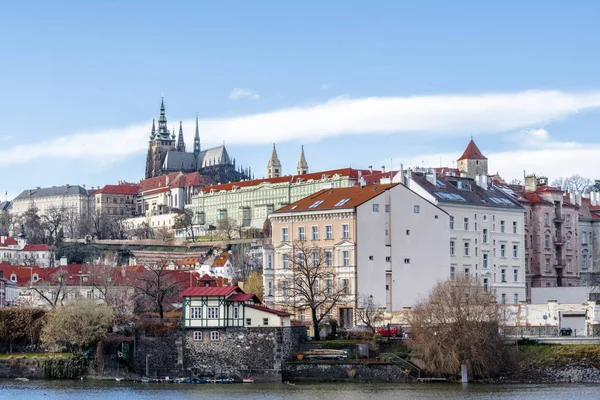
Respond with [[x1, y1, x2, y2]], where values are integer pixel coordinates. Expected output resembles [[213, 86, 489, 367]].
[[145, 354, 150, 377]]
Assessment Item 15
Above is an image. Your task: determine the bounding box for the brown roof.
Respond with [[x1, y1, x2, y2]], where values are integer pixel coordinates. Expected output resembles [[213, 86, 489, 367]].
[[181, 285, 242, 297], [201, 168, 377, 194], [276, 183, 397, 213], [457, 139, 487, 161]]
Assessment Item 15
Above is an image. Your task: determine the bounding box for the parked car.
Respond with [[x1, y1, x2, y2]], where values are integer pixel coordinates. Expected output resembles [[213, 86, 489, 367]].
[[560, 327, 573, 336], [377, 326, 403, 337]]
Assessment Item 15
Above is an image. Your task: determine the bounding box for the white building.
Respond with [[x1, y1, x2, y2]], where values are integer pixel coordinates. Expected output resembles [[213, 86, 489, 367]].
[[405, 141, 526, 304], [12, 185, 93, 221], [265, 182, 449, 328], [0, 236, 53, 268]]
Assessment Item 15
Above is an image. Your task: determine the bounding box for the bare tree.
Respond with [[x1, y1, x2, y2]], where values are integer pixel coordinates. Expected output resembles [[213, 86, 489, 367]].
[[42, 205, 67, 243], [0, 211, 12, 236], [408, 276, 504, 378], [217, 218, 240, 240], [356, 294, 385, 333], [552, 174, 593, 193], [509, 178, 522, 186], [30, 269, 74, 308], [62, 207, 81, 239], [128, 222, 154, 240], [278, 241, 345, 341], [16, 202, 45, 244], [92, 264, 136, 324], [174, 209, 196, 242], [131, 261, 187, 319]]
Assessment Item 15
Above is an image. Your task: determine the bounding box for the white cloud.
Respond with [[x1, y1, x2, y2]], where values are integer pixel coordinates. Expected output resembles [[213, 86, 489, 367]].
[[321, 83, 331, 90], [386, 129, 600, 183], [2, 89, 600, 167], [228, 88, 260, 100]]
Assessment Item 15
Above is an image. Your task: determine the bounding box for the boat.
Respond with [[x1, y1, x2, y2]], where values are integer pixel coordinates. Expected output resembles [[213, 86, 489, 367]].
[[15, 378, 29, 382], [242, 378, 254, 383], [138, 377, 151, 383], [211, 378, 234, 384], [183, 377, 208, 384]]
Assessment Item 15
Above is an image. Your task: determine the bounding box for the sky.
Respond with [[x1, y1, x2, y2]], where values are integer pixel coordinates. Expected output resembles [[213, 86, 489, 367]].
[[2, 0, 600, 200]]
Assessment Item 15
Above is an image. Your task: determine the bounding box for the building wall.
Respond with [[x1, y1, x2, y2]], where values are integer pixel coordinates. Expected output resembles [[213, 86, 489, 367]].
[[95, 193, 137, 217], [580, 218, 600, 285], [187, 175, 358, 230], [13, 193, 91, 221], [123, 213, 179, 231]]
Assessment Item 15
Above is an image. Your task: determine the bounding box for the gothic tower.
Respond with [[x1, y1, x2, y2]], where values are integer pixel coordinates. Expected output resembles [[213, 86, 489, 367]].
[[296, 145, 309, 175], [267, 144, 282, 178], [193, 113, 201, 157], [176, 121, 186, 152], [457, 138, 488, 179], [145, 98, 176, 179]]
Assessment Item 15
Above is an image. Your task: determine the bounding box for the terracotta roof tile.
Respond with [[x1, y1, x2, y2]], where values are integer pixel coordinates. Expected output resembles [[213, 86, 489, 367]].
[[180, 285, 241, 297], [22, 244, 50, 251], [457, 139, 487, 161], [96, 184, 140, 195]]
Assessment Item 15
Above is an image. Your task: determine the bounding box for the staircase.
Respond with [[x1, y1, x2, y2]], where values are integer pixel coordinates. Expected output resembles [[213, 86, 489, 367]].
[[379, 353, 421, 379]]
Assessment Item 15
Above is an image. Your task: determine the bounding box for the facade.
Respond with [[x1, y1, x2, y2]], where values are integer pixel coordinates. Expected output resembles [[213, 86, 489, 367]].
[[578, 193, 600, 285], [95, 183, 140, 217], [406, 140, 527, 304], [187, 168, 378, 231], [264, 183, 448, 328], [0, 237, 53, 267], [181, 285, 291, 333], [197, 252, 235, 280], [145, 98, 250, 184], [12, 185, 93, 222]]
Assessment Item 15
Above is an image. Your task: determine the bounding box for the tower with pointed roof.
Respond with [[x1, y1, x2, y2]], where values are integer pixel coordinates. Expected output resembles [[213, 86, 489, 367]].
[[145, 98, 176, 179], [457, 138, 488, 179], [267, 144, 282, 178], [193, 113, 201, 157], [176, 121, 186, 152], [296, 145, 309, 175]]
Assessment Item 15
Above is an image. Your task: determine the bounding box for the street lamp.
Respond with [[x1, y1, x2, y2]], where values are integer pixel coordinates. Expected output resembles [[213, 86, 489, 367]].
[[146, 354, 151, 377]]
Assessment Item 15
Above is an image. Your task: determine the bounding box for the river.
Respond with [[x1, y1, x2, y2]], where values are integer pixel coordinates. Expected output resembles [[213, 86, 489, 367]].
[[2, 380, 600, 400]]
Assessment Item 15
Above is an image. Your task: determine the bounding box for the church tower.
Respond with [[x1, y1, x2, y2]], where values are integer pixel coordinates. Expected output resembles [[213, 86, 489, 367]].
[[193, 114, 201, 157], [267, 144, 282, 178], [176, 121, 186, 152], [296, 145, 309, 175], [457, 138, 488, 179], [145, 98, 176, 179]]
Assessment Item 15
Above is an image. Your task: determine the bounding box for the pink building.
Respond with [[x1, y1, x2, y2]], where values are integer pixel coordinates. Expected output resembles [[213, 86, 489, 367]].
[[520, 176, 580, 301]]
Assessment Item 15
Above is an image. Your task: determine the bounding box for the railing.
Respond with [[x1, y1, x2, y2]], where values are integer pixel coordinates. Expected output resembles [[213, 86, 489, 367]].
[[553, 236, 565, 245], [553, 215, 564, 223], [554, 259, 566, 269], [379, 353, 421, 379]]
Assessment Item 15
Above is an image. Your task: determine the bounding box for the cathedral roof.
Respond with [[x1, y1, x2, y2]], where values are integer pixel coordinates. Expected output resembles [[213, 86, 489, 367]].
[[200, 146, 231, 168], [163, 151, 197, 172], [458, 139, 487, 161]]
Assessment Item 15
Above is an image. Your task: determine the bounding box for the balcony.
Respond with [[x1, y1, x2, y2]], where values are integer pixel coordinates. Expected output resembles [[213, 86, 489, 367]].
[[554, 259, 566, 269], [553, 236, 565, 246], [553, 215, 564, 224]]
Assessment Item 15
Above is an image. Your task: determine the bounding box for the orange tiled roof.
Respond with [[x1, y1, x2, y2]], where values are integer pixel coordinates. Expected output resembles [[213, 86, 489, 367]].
[[276, 183, 397, 213], [457, 139, 487, 161], [96, 184, 140, 195]]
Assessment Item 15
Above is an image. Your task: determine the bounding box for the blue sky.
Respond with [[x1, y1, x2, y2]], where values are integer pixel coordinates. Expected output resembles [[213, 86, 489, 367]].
[[2, 1, 600, 199]]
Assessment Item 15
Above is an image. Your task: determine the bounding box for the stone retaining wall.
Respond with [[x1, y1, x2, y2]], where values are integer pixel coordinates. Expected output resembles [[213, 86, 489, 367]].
[[283, 362, 408, 382], [0, 358, 46, 379]]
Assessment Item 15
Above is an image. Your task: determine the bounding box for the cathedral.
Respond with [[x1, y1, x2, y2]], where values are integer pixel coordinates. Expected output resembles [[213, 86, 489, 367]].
[[145, 98, 251, 183]]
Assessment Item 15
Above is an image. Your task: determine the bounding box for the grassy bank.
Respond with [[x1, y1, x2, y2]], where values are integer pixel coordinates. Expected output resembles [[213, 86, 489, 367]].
[[517, 344, 600, 368], [0, 353, 71, 359]]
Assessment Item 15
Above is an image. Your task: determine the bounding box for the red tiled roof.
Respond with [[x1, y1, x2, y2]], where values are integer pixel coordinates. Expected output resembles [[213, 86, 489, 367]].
[[22, 244, 50, 251], [457, 139, 487, 161], [180, 285, 241, 297], [361, 171, 398, 185], [201, 168, 378, 194], [96, 184, 140, 195], [139, 172, 211, 194], [246, 304, 291, 317], [0, 264, 45, 285], [520, 192, 552, 205], [229, 293, 259, 303], [276, 184, 397, 213], [212, 252, 230, 267], [3, 238, 17, 245], [536, 185, 563, 193]]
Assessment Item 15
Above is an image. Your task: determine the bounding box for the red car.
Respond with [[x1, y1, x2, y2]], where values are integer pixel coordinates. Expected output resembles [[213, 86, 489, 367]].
[[377, 326, 402, 337]]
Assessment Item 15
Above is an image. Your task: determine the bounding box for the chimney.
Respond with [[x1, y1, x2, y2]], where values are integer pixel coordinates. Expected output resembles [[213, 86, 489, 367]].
[[426, 172, 436, 186], [381, 165, 386, 173], [475, 174, 488, 191], [368, 165, 373, 173], [524, 174, 537, 193], [576, 191, 582, 206], [569, 192, 575, 205]]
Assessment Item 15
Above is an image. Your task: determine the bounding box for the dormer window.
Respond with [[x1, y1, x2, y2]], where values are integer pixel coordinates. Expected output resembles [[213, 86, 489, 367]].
[[32, 274, 39, 282], [10, 273, 17, 282]]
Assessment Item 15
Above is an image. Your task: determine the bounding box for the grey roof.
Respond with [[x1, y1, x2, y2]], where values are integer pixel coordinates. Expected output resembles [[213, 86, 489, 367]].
[[0, 201, 11, 211], [14, 185, 89, 201], [200, 146, 231, 168], [411, 173, 524, 210], [163, 151, 197, 172]]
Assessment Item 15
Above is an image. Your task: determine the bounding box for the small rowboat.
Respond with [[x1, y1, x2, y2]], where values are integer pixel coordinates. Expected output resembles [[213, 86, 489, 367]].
[[242, 378, 254, 383]]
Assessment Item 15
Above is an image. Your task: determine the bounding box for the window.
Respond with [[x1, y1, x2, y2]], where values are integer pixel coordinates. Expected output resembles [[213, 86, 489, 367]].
[[334, 198, 350, 207], [513, 245, 518, 258], [309, 200, 325, 209], [298, 227, 305, 241], [483, 229, 488, 243], [464, 217, 469, 231], [513, 221, 517, 234], [406, 229, 410, 236], [373, 204, 379, 212], [283, 254, 289, 269], [404, 258, 410, 264], [268, 281, 273, 296], [566, 214, 571, 225], [583, 232, 587, 244], [501, 293, 506, 305], [500, 221, 505, 233], [343, 251, 350, 266], [566, 235, 572, 249], [483, 253, 488, 269], [514, 269, 519, 282], [450, 216, 455, 230], [500, 244, 506, 258], [545, 258, 551, 272], [583, 255, 588, 270], [385, 204, 391, 212], [282, 281, 289, 297], [193, 331, 202, 341], [312, 226, 319, 240], [282, 227, 289, 242], [325, 225, 333, 240], [325, 250, 333, 267], [207, 307, 219, 319], [342, 279, 350, 295], [210, 331, 220, 341], [483, 278, 489, 292], [325, 279, 333, 295], [246, 318, 252, 326], [263, 318, 269, 326], [514, 293, 519, 304], [544, 213, 549, 226], [190, 307, 202, 319], [464, 242, 470, 256], [567, 258, 572, 272], [545, 234, 550, 248], [233, 306, 239, 319], [414, 205, 420, 213], [464, 268, 469, 276], [312, 250, 320, 267], [450, 240, 455, 256], [342, 224, 350, 239], [501, 269, 506, 282]]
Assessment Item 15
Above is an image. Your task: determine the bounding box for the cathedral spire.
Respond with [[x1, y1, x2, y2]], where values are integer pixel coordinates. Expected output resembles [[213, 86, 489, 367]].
[[155, 97, 172, 140], [193, 113, 201, 157], [176, 121, 186, 152], [297, 145, 309, 175], [150, 119, 156, 140], [267, 143, 282, 178]]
